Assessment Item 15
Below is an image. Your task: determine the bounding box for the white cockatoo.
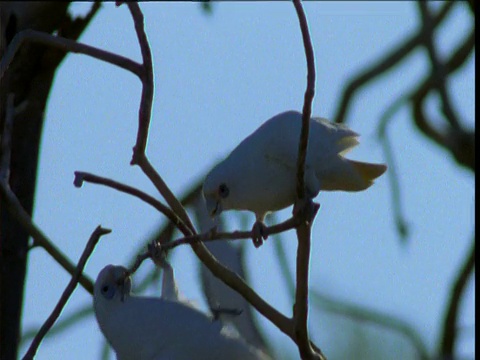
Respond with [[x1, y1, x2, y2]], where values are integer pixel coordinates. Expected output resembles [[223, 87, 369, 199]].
[[93, 265, 270, 360], [203, 110, 387, 246]]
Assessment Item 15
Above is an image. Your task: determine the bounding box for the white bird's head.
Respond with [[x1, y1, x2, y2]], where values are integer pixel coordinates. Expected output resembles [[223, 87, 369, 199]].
[[203, 163, 233, 218], [94, 265, 132, 304]]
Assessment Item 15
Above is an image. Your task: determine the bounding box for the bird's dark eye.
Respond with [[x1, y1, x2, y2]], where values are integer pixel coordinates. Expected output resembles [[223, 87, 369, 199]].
[[218, 183, 229, 198], [101, 284, 115, 299]]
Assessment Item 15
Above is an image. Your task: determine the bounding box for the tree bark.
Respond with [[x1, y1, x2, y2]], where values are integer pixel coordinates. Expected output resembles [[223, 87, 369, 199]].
[[0, 3, 98, 358]]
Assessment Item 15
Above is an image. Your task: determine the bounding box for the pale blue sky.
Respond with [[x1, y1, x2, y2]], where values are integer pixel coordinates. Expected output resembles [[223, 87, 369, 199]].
[[20, 2, 474, 359]]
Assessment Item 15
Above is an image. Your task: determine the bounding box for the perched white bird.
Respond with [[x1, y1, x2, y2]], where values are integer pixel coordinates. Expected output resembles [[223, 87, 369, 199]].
[[203, 110, 387, 246], [93, 265, 270, 360]]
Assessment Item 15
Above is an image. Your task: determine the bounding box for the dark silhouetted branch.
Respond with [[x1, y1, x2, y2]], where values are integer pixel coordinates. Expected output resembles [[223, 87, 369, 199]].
[[74, 171, 190, 235], [439, 235, 475, 357], [0, 29, 142, 81], [333, 1, 455, 125], [22, 226, 110, 360], [377, 96, 410, 240]]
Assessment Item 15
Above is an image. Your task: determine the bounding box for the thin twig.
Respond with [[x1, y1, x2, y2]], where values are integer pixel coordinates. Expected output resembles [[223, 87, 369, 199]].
[[138, 216, 299, 257], [136, 155, 197, 234], [166, 217, 299, 249], [0, 29, 142, 81], [0, 94, 94, 294], [292, 1, 320, 359], [126, 232, 294, 338], [22, 226, 111, 360], [439, 234, 475, 357], [125, 3, 155, 161], [333, 1, 455, 124], [0, 184, 95, 294], [417, 2, 461, 130], [73, 171, 190, 235], [294, 0, 316, 200], [410, 28, 475, 171], [377, 96, 410, 241], [118, 2, 196, 234]]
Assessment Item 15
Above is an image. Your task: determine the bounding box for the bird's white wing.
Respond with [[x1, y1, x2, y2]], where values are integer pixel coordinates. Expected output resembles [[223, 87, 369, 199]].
[[249, 111, 359, 196], [259, 111, 359, 170]]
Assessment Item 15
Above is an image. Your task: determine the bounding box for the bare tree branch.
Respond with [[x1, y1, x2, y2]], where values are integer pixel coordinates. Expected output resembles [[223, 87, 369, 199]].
[[0, 4, 102, 357], [417, 2, 462, 130], [22, 226, 111, 360], [73, 171, 190, 235], [0, 183, 95, 294], [112, 2, 299, 345], [411, 28, 475, 172], [294, 0, 316, 200], [136, 155, 197, 234], [377, 96, 410, 240], [375, 24, 474, 244], [113, 3, 196, 235], [137, 216, 300, 254], [439, 235, 475, 358], [0, 29, 143, 81], [332, 1, 455, 125], [126, 3, 155, 163], [292, 1, 323, 359], [0, 93, 94, 295]]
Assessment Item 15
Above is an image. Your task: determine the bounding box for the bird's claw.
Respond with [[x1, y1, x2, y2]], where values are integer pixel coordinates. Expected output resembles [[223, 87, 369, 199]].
[[293, 197, 320, 225], [148, 240, 168, 269], [251, 220, 268, 248]]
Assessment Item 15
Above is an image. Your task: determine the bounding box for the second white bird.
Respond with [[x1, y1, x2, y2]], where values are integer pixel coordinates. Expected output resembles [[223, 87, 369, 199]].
[[94, 265, 270, 360]]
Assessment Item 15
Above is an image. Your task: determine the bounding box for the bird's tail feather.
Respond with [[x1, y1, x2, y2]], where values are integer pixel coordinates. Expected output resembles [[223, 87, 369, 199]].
[[322, 159, 387, 192], [351, 160, 387, 181]]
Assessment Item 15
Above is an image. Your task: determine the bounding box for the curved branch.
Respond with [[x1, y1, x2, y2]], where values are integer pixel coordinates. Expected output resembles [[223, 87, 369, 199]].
[[294, 0, 316, 200], [410, 28, 475, 172], [0, 183, 95, 294], [0, 29, 143, 81], [377, 96, 410, 241], [333, 1, 455, 124], [136, 155, 197, 234], [153, 216, 299, 252], [73, 171, 191, 235], [126, 3, 155, 161], [22, 226, 110, 360], [417, 2, 461, 130], [439, 235, 475, 357], [115, 4, 295, 340], [292, 1, 322, 359], [119, 4, 196, 235]]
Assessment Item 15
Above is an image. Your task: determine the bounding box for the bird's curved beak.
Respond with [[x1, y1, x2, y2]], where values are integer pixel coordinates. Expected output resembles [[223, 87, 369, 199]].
[[115, 272, 131, 302], [206, 197, 222, 217]]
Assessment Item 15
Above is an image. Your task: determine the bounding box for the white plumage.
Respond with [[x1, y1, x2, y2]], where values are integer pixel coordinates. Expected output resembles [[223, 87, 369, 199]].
[[203, 110, 387, 221], [93, 265, 270, 360]]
